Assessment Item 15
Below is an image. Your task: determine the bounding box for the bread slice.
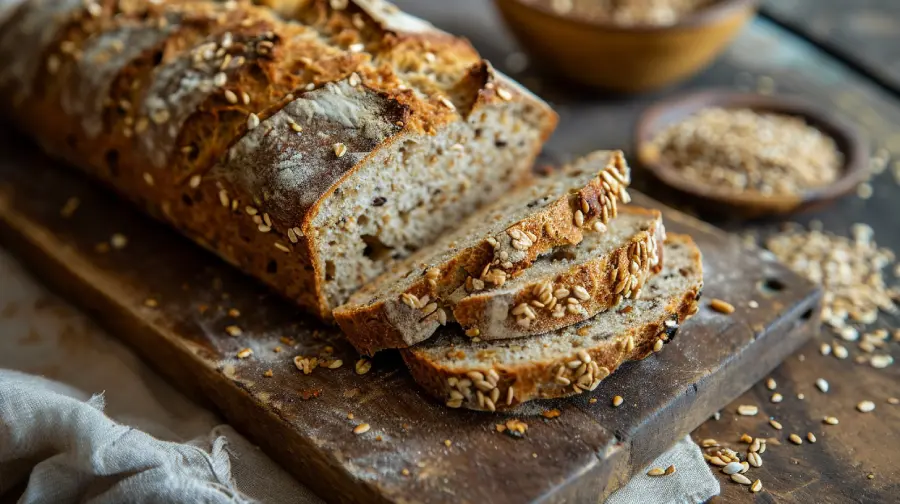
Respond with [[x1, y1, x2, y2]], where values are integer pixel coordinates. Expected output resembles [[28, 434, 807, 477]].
[[334, 150, 632, 355], [453, 206, 665, 340], [401, 234, 703, 412]]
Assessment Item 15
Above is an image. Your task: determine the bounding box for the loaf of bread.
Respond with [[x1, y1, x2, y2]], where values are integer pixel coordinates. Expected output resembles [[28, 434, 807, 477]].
[[0, 0, 556, 319], [402, 234, 703, 411], [453, 206, 665, 340], [333, 150, 632, 355]]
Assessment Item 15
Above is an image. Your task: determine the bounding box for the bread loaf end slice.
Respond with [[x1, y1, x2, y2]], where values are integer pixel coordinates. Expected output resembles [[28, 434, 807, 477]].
[[453, 206, 665, 340], [401, 234, 703, 412], [334, 150, 632, 355]]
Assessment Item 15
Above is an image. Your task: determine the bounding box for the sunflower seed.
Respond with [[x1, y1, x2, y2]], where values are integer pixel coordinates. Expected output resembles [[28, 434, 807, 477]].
[[731, 473, 752, 485], [646, 467, 665, 477], [722, 462, 743, 475], [748, 452, 762, 468]]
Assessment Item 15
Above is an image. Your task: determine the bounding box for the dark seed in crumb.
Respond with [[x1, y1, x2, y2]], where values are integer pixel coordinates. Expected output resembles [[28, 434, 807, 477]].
[[372, 196, 387, 206]]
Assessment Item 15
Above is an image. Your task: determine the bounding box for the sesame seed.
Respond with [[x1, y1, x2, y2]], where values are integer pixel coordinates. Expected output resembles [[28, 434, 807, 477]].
[[496, 87, 512, 101], [770, 393, 783, 403], [247, 113, 260, 130], [189, 175, 202, 188], [242, 91, 250, 105], [823, 416, 839, 425], [224, 89, 238, 104], [807, 432, 816, 443], [819, 343, 832, 356], [709, 298, 735, 314], [815, 378, 829, 393], [769, 419, 783, 430], [218, 190, 229, 207], [857, 400, 875, 413], [274, 242, 290, 253], [439, 96, 455, 110], [766, 377, 776, 390], [353, 423, 370, 435], [612, 395, 624, 407], [334, 143, 347, 157], [789, 433, 803, 445]]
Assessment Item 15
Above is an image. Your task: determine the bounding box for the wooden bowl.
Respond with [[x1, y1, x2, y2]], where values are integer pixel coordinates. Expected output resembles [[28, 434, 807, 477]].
[[635, 91, 870, 217], [493, 0, 758, 93]]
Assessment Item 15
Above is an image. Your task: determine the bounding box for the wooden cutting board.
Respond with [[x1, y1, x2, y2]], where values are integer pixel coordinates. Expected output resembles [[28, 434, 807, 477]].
[[0, 132, 820, 503]]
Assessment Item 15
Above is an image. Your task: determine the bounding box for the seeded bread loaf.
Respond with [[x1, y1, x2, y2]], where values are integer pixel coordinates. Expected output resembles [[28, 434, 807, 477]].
[[333, 150, 632, 355], [453, 206, 665, 340], [401, 234, 703, 412], [0, 0, 556, 320]]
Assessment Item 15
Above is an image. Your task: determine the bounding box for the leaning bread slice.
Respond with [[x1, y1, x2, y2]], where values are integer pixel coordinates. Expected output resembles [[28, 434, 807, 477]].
[[401, 234, 702, 412], [334, 150, 632, 355], [453, 207, 665, 340]]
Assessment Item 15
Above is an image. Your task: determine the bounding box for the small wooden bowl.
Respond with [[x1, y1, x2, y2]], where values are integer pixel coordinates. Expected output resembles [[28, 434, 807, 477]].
[[635, 91, 870, 217], [493, 0, 758, 93]]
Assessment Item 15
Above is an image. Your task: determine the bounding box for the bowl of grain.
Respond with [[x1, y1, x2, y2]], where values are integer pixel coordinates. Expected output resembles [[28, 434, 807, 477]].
[[493, 0, 758, 93], [635, 91, 869, 217]]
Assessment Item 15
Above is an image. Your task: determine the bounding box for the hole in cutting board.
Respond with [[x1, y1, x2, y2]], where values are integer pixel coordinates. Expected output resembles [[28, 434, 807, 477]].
[[758, 278, 786, 295]]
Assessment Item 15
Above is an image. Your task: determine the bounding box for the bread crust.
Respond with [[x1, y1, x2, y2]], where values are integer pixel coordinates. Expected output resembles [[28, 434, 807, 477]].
[[0, 0, 557, 320], [334, 150, 632, 355], [400, 234, 703, 412], [454, 206, 665, 340]]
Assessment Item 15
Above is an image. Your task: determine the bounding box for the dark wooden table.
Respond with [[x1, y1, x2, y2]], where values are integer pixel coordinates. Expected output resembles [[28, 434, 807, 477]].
[[393, 0, 900, 501]]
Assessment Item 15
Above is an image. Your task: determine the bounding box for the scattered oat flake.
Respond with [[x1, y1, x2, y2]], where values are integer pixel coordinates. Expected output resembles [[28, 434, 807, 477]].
[[737, 405, 758, 416], [60, 197, 80, 218]]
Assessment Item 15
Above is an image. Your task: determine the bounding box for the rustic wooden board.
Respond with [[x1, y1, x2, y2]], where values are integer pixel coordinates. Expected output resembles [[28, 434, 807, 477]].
[[0, 129, 820, 503]]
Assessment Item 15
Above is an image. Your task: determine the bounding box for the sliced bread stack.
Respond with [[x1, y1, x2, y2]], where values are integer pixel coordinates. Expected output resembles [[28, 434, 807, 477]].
[[334, 151, 704, 411]]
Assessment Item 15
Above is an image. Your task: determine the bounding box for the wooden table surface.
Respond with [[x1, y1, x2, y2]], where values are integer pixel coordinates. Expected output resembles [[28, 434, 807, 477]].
[[393, 0, 900, 502]]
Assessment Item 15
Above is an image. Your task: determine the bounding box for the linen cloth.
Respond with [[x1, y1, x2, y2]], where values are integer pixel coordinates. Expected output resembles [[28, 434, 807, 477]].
[[0, 248, 718, 503]]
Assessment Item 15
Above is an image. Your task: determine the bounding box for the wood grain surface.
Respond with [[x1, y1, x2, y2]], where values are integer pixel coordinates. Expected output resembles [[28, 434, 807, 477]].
[[0, 128, 819, 503], [761, 0, 900, 98]]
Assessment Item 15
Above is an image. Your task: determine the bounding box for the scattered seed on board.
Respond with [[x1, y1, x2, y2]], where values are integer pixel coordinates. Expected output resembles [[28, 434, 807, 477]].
[[612, 395, 624, 407], [236, 348, 252, 359], [737, 405, 758, 416], [766, 378, 776, 390], [653, 339, 664, 352], [750, 479, 763, 493], [815, 378, 829, 393], [665, 465, 676, 475], [353, 423, 371, 435], [748, 452, 762, 468], [888, 398, 899, 405], [857, 400, 875, 413], [769, 419, 783, 430], [709, 298, 735, 314], [789, 433, 803, 445], [701, 438, 719, 447], [740, 433, 753, 444], [723, 462, 743, 475], [355, 358, 372, 375], [823, 416, 839, 425], [731, 473, 752, 485], [771, 393, 783, 403], [646, 467, 666, 477], [807, 432, 817, 443]]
